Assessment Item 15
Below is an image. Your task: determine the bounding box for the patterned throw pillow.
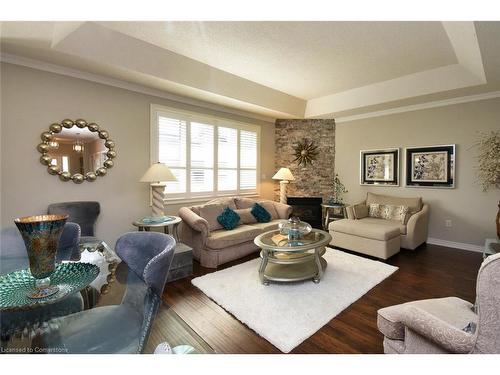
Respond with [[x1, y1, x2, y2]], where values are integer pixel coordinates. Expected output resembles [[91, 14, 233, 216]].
[[251, 203, 272, 223], [368, 203, 383, 218], [383, 205, 409, 223], [369, 203, 409, 223], [216, 207, 241, 230]]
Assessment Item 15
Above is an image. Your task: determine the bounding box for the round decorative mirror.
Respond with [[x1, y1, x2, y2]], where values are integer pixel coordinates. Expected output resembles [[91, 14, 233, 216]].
[[37, 119, 116, 184]]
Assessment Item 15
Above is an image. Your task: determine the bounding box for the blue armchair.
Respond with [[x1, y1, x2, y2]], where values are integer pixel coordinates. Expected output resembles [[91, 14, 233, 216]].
[[36, 232, 176, 353], [48, 201, 100, 237]]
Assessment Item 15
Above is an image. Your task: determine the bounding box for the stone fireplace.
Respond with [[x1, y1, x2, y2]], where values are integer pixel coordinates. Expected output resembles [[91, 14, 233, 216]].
[[275, 119, 336, 202]]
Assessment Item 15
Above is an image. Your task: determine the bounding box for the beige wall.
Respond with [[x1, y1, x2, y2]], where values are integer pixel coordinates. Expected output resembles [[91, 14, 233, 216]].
[[335, 98, 500, 247], [0, 63, 276, 246]]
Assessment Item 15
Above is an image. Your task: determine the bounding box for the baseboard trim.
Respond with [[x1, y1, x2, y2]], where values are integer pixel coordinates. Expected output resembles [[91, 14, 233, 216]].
[[427, 237, 483, 253]]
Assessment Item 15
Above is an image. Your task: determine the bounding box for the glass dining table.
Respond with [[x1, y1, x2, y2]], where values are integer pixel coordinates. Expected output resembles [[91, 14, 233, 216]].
[[0, 237, 214, 354]]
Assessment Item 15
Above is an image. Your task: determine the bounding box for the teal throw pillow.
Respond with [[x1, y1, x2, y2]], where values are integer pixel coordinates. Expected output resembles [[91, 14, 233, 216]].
[[251, 203, 271, 223], [217, 207, 240, 230]]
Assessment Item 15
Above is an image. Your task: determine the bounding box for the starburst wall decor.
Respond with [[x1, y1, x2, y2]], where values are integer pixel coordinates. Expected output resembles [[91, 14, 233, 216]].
[[292, 139, 319, 166]]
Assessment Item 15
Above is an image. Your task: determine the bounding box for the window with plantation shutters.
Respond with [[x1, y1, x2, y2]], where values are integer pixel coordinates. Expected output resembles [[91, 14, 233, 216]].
[[151, 105, 260, 201], [240, 130, 257, 190], [158, 116, 187, 194]]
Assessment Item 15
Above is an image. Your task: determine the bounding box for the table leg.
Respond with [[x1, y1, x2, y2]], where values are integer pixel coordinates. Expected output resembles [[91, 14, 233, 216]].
[[172, 223, 180, 242], [324, 209, 330, 230], [138, 226, 144, 232], [144, 227, 150, 232], [313, 247, 324, 283], [163, 226, 168, 235], [259, 249, 269, 285]]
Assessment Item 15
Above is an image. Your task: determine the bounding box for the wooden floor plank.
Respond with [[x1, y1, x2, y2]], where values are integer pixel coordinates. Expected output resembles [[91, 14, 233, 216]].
[[162, 244, 482, 354]]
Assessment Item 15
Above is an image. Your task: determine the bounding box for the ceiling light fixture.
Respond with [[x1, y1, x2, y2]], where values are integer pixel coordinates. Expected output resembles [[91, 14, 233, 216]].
[[73, 134, 84, 153]]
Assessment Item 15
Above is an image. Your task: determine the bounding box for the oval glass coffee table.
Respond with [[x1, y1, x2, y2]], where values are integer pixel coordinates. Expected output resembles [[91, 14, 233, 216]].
[[254, 229, 332, 285]]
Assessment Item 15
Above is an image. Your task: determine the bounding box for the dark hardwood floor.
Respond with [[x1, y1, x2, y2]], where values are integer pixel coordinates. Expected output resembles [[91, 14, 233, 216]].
[[162, 244, 483, 353]]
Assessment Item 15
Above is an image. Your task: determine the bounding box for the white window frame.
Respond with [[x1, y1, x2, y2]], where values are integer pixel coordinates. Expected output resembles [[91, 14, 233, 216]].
[[150, 104, 261, 204]]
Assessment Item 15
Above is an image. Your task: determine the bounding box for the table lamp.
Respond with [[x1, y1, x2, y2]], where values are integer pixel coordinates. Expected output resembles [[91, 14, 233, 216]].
[[140, 162, 177, 217], [272, 167, 295, 204]]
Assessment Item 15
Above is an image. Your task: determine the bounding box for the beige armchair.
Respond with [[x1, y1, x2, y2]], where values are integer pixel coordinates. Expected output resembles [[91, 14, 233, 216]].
[[329, 192, 429, 259], [377, 252, 500, 353]]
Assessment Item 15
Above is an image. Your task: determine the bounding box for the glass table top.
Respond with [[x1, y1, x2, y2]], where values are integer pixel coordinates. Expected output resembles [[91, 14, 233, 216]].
[[254, 229, 332, 251], [0, 237, 214, 354]]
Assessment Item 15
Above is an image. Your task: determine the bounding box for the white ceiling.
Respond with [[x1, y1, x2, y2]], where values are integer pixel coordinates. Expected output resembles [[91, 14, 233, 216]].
[[1, 21, 499, 120], [98, 21, 457, 100]]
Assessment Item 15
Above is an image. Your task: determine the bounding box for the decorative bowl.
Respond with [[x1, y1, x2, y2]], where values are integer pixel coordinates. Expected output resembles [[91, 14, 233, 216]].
[[0, 262, 99, 311]]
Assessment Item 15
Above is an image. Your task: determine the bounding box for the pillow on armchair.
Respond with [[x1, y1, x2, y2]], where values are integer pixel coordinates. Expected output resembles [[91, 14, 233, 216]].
[[369, 203, 409, 224], [353, 204, 369, 219]]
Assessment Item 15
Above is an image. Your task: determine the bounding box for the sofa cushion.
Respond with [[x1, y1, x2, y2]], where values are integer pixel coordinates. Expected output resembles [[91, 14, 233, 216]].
[[196, 199, 239, 232], [258, 200, 279, 220], [217, 207, 241, 230], [357, 217, 407, 235], [251, 202, 272, 223], [366, 192, 422, 213], [249, 219, 282, 232], [206, 225, 262, 250], [205, 197, 237, 210], [234, 208, 258, 224], [329, 218, 400, 241], [234, 198, 279, 220], [199, 204, 225, 231], [234, 197, 257, 209], [353, 204, 369, 219], [369, 203, 409, 224]]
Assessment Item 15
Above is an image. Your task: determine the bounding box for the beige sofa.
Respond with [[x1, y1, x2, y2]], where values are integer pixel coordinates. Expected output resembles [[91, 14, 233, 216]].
[[178, 197, 292, 268], [329, 192, 429, 259]]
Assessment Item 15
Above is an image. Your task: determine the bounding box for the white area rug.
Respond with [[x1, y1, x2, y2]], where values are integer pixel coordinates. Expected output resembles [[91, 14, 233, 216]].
[[192, 248, 398, 353]]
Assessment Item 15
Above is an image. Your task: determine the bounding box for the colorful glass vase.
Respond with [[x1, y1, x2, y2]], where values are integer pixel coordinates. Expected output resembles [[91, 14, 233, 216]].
[[14, 214, 68, 299]]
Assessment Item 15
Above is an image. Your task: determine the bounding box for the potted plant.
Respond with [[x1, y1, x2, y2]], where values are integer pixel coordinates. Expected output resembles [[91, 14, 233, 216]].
[[328, 174, 348, 206]]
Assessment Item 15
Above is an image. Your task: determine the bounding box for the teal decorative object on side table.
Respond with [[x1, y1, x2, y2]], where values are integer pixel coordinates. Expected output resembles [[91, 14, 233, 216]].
[[14, 214, 68, 299]]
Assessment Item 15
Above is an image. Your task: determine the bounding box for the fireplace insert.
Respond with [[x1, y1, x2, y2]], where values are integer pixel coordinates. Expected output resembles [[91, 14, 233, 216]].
[[286, 197, 323, 229]]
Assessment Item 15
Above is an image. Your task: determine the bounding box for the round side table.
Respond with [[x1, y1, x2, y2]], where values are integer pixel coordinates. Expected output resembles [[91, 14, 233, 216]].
[[132, 216, 182, 241], [321, 204, 347, 230]]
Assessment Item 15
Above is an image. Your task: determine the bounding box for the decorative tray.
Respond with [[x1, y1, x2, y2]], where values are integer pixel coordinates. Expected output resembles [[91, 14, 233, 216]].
[[139, 216, 176, 224], [0, 262, 99, 311]]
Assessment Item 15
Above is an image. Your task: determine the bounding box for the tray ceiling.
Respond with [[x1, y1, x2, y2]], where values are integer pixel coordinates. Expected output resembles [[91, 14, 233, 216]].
[[1, 21, 498, 119]]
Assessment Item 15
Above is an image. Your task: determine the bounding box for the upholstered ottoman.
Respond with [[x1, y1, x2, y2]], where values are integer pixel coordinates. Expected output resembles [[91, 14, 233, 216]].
[[166, 243, 193, 282], [328, 219, 400, 259]]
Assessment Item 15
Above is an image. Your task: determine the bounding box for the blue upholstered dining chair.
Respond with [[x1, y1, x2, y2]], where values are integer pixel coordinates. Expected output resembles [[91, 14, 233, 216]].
[[56, 222, 81, 262], [48, 201, 100, 237], [35, 232, 176, 353]]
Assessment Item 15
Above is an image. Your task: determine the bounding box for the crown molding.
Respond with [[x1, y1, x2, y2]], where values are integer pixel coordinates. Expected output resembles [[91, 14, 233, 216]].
[[0, 53, 278, 124], [335, 90, 500, 123], [4, 52, 499, 126]]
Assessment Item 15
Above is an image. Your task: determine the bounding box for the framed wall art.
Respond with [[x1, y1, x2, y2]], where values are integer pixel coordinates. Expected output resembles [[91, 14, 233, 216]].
[[405, 144, 455, 188], [360, 148, 399, 186]]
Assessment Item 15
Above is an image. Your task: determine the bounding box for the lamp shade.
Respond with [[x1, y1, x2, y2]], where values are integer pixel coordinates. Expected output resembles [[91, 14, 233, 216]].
[[140, 162, 177, 183], [272, 167, 295, 181]]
